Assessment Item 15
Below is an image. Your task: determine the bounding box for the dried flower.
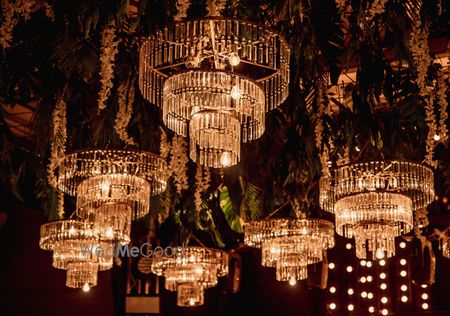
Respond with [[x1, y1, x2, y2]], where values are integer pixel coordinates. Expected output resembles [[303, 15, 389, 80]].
[[436, 67, 448, 144], [169, 135, 189, 194], [174, 0, 190, 21], [114, 82, 136, 146], [0, 0, 34, 48], [206, 0, 226, 17], [47, 98, 67, 188]]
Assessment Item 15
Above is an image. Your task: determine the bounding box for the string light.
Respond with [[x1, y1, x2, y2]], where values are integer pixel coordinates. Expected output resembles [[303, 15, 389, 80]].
[[400, 259, 407, 265], [361, 291, 368, 298], [379, 272, 386, 279], [380, 283, 387, 290], [367, 292, 374, 299], [381, 297, 388, 304], [346, 266, 353, 273], [399, 242, 406, 249], [421, 284, 428, 288], [360, 260, 366, 267], [348, 304, 354, 311], [329, 303, 337, 310], [422, 293, 429, 300], [360, 276, 367, 283], [381, 309, 388, 315], [367, 275, 373, 282], [329, 262, 335, 270], [401, 295, 408, 302], [434, 134, 441, 141], [379, 260, 386, 266], [346, 243, 352, 249], [348, 288, 354, 295], [329, 286, 336, 293], [366, 261, 373, 268], [401, 285, 408, 291], [368, 306, 375, 313], [400, 270, 407, 277], [422, 303, 429, 310]]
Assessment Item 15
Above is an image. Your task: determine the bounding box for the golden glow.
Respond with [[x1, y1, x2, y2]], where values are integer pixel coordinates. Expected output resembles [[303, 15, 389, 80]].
[[360, 277, 367, 283], [220, 151, 232, 167], [399, 242, 406, 249], [400, 270, 407, 277], [82, 283, 91, 292], [346, 243, 352, 249], [367, 275, 373, 282], [381, 309, 388, 315], [348, 288, 354, 295], [329, 262, 335, 270], [422, 293, 429, 300], [360, 260, 366, 266], [381, 297, 388, 304], [422, 303, 429, 310], [229, 52, 241, 66], [401, 285, 408, 291], [400, 259, 407, 265], [361, 291, 368, 298], [329, 303, 336, 310], [380, 283, 387, 290], [368, 306, 375, 313], [401, 295, 408, 302], [379, 272, 386, 279], [329, 286, 336, 293], [366, 261, 373, 268], [289, 278, 297, 286], [379, 260, 386, 266], [346, 266, 353, 273], [348, 304, 354, 311]]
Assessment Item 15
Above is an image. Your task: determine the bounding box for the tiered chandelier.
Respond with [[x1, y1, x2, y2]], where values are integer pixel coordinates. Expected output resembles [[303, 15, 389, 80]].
[[244, 218, 335, 284], [150, 247, 228, 306], [139, 16, 290, 168], [320, 161, 434, 260], [39, 219, 112, 291], [40, 149, 168, 290]]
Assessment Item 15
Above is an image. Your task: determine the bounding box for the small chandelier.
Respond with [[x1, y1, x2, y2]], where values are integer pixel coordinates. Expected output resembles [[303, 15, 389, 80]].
[[51, 149, 168, 245], [244, 218, 335, 283], [139, 17, 290, 168], [40, 219, 111, 291], [150, 247, 228, 306], [320, 161, 434, 260]]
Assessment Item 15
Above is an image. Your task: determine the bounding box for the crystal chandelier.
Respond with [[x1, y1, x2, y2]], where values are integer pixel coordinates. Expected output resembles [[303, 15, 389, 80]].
[[139, 17, 290, 168], [320, 161, 435, 260], [51, 149, 168, 245], [39, 219, 111, 291], [244, 218, 335, 283], [150, 247, 228, 306]]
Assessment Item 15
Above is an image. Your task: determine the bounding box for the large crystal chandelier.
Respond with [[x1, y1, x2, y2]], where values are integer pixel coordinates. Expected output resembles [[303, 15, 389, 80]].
[[139, 16, 290, 168], [150, 247, 228, 306], [40, 219, 111, 291], [51, 149, 168, 245], [320, 161, 435, 260], [244, 218, 335, 283]]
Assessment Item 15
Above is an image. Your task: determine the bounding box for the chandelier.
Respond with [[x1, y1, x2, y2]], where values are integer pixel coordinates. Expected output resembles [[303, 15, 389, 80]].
[[139, 17, 290, 168], [150, 247, 228, 306], [244, 218, 335, 283], [39, 219, 111, 291], [51, 149, 168, 245], [320, 161, 435, 260]]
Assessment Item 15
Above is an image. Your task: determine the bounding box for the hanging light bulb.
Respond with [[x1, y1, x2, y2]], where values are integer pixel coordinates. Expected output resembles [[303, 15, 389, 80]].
[[288, 277, 297, 286], [82, 282, 91, 292], [376, 248, 385, 259], [434, 134, 441, 141], [229, 52, 241, 66], [220, 151, 232, 167], [231, 85, 241, 100]]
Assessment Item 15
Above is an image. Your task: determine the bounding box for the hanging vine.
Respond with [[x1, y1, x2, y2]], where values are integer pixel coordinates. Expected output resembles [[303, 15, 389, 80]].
[[114, 81, 136, 146]]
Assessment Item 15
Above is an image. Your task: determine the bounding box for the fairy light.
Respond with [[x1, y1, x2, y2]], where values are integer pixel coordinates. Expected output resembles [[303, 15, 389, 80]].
[[366, 261, 373, 268], [367, 275, 373, 282], [399, 242, 406, 249], [379, 272, 386, 279], [329, 262, 335, 270], [380, 283, 387, 290], [421, 284, 428, 288], [329, 286, 336, 293], [360, 260, 367, 267], [379, 259, 386, 266], [401, 284, 408, 291], [422, 293, 429, 300], [381, 308, 388, 315], [348, 304, 354, 311], [400, 270, 407, 277], [361, 291, 368, 298], [348, 288, 354, 295], [401, 295, 408, 302], [346, 243, 352, 250], [346, 266, 353, 273], [422, 303, 429, 310], [381, 297, 388, 304], [329, 303, 337, 310], [367, 292, 374, 299], [360, 276, 367, 283], [400, 259, 407, 265], [368, 306, 375, 313]]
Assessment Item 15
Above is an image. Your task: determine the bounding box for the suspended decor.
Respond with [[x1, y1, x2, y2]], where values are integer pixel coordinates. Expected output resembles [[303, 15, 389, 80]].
[[139, 12, 290, 168], [319, 161, 435, 260], [244, 218, 335, 284], [150, 247, 228, 306], [39, 219, 111, 291], [50, 149, 168, 245]]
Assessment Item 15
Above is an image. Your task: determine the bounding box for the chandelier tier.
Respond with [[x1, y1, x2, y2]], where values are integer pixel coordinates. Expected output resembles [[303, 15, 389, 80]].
[[244, 218, 335, 282], [139, 17, 290, 168], [320, 161, 435, 260], [150, 247, 229, 307], [66, 261, 98, 290]]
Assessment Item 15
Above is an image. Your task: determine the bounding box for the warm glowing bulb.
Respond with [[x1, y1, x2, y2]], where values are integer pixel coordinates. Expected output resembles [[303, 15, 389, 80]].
[[400, 259, 407, 265], [400, 270, 407, 277], [422, 293, 429, 300], [189, 254, 196, 262], [379, 260, 386, 266], [380, 272, 386, 279], [289, 278, 297, 286], [69, 226, 76, 235], [100, 181, 110, 193], [422, 303, 429, 310], [368, 292, 374, 299], [229, 52, 241, 66], [346, 243, 352, 249], [348, 288, 354, 295], [329, 262, 335, 270], [82, 283, 91, 292], [189, 298, 196, 306], [401, 295, 408, 302], [421, 284, 428, 288], [360, 260, 366, 266], [348, 304, 354, 311], [105, 227, 114, 238], [368, 306, 375, 313], [381, 309, 388, 315], [381, 297, 388, 304], [329, 286, 336, 293], [220, 151, 232, 167], [329, 303, 336, 310], [401, 285, 408, 291], [366, 261, 373, 268], [376, 249, 385, 259], [361, 291, 368, 298], [434, 134, 441, 141], [346, 266, 353, 273], [231, 85, 241, 100], [399, 242, 406, 249], [380, 283, 387, 290], [360, 277, 367, 283], [367, 275, 373, 282]]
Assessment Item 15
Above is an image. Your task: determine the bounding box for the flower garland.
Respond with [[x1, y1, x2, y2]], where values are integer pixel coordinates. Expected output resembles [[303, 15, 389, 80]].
[[424, 87, 438, 167], [206, 0, 226, 16], [194, 165, 211, 212], [57, 191, 65, 219], [98, 23, 119, 111], [366, 0, 387, 21], [436, 67, 449, 144], [174, 0, 189, 21], [47, 98, 67, 188], [169, 135, 189, 194], [114, 82, 135, 146], [0, 0, 34, 48]]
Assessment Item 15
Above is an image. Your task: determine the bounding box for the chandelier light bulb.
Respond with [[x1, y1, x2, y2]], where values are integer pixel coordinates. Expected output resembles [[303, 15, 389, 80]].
[[231, 85, 241, 100], [401, 295, 408, 302], [434, 134, 441, 141], [289, 277, 297, 286], [376, 248, 385, 259], [229, 52, 241, 66], [220, 151, 232, 167], [82, 282, 91, 292]]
